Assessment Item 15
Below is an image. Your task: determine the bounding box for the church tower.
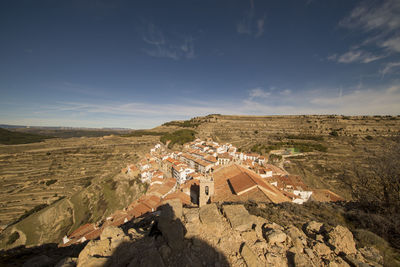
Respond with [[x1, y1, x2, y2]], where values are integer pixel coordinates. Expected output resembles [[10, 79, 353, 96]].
[[199, 176, 214, 207]]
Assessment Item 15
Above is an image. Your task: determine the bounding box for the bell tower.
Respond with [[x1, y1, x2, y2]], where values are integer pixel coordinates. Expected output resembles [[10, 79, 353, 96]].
[[199, 176, 214, 207]]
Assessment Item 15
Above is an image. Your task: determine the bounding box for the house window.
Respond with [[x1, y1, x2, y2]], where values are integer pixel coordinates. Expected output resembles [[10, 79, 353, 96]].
[[205, 186, 209, 195]]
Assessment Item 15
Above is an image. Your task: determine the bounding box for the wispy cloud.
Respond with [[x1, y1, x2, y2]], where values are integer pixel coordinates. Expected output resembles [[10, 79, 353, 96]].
[[328, 49, 386, 64], [248, 87, 270, 100], [142, 23, 195, 60], [3, 84, 400, 129], [380, 61, 400, 77], [237, 0, 265, 38], [329, 0, 400, 64]]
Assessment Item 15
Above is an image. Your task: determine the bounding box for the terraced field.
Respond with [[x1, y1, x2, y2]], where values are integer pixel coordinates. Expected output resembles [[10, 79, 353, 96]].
[[0, 135, 157, 227]]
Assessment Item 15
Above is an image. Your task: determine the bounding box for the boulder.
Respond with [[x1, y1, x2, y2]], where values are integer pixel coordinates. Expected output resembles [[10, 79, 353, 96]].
[[77, 239, 111, 267], [292, 252, 313, 267], [160, 199, 182, 220], [199, 203, 223, 225], [312, 241, 331, 256], [222, 204, 253, 232], [304, 221, 323, 238], [264, 253, 288, 267], [240, 243, 262, 267], [183, 208, 200, 223], [266, 229, 287, 245], [327, 225, 357, 255]]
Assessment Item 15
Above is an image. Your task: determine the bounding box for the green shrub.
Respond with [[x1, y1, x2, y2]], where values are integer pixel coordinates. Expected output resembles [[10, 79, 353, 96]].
[[330, 130, 339, 137], [45, 179, 57, 186], [160, 129, 197, 148], [162, 119, 200, 128], [0, 128, 53, 145], [366, 135, 373, 140], [286, 135, 324, 141]]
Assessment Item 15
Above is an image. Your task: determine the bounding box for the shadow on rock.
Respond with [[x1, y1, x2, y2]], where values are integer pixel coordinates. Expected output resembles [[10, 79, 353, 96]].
[[76, 202, 230, 267]]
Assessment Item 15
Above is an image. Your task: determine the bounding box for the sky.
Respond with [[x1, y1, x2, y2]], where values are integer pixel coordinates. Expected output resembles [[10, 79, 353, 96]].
[[1, 0, 400, 129]]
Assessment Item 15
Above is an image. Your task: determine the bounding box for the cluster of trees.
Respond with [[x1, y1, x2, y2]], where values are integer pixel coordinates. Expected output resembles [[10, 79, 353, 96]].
[[160, 129, 197, 148]]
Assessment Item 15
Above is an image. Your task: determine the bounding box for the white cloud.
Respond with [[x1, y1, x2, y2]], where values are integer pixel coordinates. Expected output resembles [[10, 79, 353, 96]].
[[329, 49, 386, 64], [237, 0, 265, 38], [4, 84, 400, 129], [330, 0, 400, 64], [248, 88, 270, 100], [142, 23, 195, 60], [380, 35, 400, 52], [255, 17, 265, 37], [380, 61, 400, 76], [280, 89, 291, 96]]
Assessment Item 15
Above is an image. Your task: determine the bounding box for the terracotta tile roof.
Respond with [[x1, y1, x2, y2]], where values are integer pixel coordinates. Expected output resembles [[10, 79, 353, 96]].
[[132, 203, 152, 216], [84, 228, 102, 240], [212, 164, 290, 203], [163, 191, 191, 205], [276, 175, 309, 191], [204, 155, 218, 163], [69, 223, 96, 239], [228, 172, 258, 195]]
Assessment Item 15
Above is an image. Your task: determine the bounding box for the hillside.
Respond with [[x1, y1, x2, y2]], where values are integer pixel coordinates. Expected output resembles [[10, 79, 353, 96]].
[[0, 135, 157, 227], [156, 114, 400, 199], [0, 128, 53, 145]]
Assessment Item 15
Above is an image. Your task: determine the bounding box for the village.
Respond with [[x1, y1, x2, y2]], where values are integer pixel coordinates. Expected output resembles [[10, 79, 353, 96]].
[[61, 138, 343, 247]]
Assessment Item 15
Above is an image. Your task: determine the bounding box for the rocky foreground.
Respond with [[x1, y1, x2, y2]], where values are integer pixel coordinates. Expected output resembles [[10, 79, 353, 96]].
[[21, 200, 383, 267]]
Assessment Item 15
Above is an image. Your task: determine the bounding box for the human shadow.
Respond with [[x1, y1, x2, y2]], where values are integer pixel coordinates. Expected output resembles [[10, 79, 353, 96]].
[[2, 203, 230, 266], [99, 203, 230, 267]]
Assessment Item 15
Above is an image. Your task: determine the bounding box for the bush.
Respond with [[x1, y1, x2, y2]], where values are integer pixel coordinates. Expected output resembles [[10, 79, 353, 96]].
[[162, 119, 200, 128], [366, 135, 373, 140], [329, 130, 339, 137], [45, 179, 57, 186], [286, 135, 324, 141], [160, 129, 197, 148]]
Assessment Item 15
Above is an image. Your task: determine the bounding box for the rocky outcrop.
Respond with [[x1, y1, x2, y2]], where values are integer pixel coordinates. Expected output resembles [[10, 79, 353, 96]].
[[29, 203, 382, 267]]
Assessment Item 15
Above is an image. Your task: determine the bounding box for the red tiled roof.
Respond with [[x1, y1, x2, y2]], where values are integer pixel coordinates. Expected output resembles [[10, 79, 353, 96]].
[[163, 191, 191, 205], [69, 223, 96, 239], [84, 228, 102, 240], [212, 164, 290, 203]]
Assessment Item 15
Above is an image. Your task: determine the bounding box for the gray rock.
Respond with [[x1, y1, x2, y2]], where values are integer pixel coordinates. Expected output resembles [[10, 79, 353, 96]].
[[222, 204, 253, 232], [267, 229, 287, 245]]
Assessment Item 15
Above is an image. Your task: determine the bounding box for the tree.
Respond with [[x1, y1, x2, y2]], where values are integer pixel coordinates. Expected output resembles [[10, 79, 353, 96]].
[[352, 137, 400, 214]]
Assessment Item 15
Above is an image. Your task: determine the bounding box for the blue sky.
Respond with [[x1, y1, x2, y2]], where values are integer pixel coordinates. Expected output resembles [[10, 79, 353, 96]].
[[1, 0, 400, 129]]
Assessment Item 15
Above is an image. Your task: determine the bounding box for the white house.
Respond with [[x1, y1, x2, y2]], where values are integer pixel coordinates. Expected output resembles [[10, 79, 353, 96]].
[[172, 164, 195, 184]]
